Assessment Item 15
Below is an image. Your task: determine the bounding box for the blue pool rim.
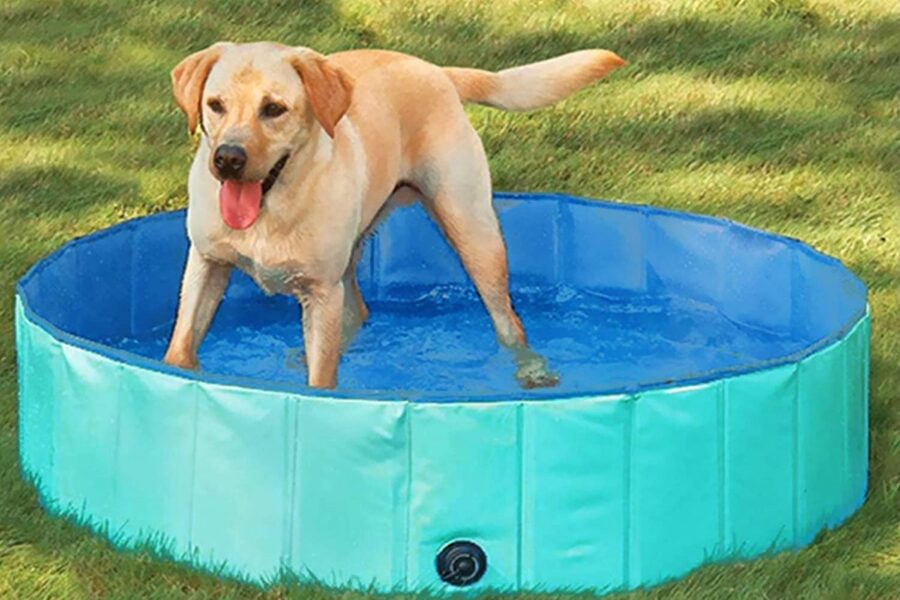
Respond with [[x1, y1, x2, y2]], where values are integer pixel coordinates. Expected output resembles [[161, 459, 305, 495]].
[[15, 192, 870, 593], [15, 192, 867, 402]]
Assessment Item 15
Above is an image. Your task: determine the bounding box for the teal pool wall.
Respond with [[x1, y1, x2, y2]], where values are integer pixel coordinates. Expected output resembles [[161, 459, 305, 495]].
[[15, 193, 870, 593], [15, 298, 868, 592]]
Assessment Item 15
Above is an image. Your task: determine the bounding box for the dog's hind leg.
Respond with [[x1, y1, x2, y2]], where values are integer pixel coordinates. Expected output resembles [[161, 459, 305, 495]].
[[340, 242, 370, 351], [163, 245, 232, 370], [417, 124, 559, 389]]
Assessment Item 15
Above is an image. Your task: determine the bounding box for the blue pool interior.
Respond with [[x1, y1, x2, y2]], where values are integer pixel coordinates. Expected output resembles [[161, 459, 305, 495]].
[[17, 193, 867, 399]]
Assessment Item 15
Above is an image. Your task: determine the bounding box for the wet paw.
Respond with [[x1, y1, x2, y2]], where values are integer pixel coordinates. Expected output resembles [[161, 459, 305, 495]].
[[515, 357, 560, 389], [163, 348, 199, 371]]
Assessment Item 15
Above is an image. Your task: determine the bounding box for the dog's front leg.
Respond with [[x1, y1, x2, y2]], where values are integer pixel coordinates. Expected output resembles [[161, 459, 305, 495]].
[[163, 245, 232, 370], [299, 281, 345, 389]]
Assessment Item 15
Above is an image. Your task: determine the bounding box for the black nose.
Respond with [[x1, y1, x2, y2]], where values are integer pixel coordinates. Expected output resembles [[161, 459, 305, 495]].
[[213, 145, 247, 179]]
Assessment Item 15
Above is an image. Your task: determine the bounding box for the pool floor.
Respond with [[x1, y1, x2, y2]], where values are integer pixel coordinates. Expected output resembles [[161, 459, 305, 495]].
[[103, 286, 804, 398]]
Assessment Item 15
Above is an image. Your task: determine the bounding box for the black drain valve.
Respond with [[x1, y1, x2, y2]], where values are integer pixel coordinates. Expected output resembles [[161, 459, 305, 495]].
[[436, 540, 487, 587]]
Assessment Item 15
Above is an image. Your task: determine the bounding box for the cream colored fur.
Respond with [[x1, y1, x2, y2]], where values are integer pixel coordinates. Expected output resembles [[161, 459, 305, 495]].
[[163, 42, 625, 389]]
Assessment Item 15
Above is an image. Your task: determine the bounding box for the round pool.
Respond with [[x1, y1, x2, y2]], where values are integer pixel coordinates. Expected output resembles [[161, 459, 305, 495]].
[[15, 192, 869, 593]]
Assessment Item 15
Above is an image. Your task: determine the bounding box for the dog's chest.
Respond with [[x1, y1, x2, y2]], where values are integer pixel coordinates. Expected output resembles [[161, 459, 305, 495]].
[[234, 253, 309, 296], [193, 229, 314, 296], [188, 179, 350, 297]]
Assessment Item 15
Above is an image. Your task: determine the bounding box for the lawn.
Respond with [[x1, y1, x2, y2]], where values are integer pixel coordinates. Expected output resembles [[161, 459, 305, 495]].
[[0, 0, 898, 597]]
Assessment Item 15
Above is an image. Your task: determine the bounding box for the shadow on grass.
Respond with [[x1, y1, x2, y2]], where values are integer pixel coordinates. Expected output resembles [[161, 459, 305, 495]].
[[545, 106, 845, 163], [0, 0, 343, 142], [382, 8, 899, 193], [0, 166, 138, 219], [521, 16, 894, 150], [3, 2, 896, 182]]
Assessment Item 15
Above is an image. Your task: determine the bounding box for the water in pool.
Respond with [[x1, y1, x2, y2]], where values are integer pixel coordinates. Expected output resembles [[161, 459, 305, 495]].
[[106, 284, 805, 399]]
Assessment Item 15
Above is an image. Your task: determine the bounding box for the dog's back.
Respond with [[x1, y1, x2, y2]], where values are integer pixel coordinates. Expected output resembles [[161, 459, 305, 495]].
[[330, 48, 626, 114], [330, 48, 625, 113]]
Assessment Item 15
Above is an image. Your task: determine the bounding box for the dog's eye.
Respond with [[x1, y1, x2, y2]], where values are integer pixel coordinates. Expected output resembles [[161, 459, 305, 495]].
[[261, 102, 288, 118], [207, 99, 225, 114]]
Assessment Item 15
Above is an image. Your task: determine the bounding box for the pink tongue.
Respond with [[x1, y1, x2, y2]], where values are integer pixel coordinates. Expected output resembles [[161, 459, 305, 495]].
[[219, 180, 263, 229]]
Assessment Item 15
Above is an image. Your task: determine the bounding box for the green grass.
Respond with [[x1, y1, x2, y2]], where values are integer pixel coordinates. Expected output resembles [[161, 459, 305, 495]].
[[1, 0, 898, 597]]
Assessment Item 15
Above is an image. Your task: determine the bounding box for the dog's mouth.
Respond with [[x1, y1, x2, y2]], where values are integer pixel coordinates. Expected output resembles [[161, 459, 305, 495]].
[[219, 154, 290, 230]]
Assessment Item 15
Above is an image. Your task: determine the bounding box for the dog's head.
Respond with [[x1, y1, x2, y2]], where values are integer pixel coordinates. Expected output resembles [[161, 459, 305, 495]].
[[171, 42, 353, 229]]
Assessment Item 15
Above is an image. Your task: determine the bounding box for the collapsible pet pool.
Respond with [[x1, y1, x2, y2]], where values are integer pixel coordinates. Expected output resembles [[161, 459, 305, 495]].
[[16, 192, 868, 593]]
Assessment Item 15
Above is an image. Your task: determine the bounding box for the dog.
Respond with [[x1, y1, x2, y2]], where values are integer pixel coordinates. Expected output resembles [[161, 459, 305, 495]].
[[162, 42, 625, 389]]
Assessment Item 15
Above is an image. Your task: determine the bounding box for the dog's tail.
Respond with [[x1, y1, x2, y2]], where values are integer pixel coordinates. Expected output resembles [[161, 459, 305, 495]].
[[443, 50, 626, 112]]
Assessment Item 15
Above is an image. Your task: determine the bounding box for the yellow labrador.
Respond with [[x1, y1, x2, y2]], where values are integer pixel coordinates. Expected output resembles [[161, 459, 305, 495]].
[[163, 42, 625, 389]]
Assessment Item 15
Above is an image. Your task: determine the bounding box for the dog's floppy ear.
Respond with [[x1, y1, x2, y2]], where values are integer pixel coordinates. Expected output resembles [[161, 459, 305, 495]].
[[290, 48, 354, 138], [171, 43, 229, 135]]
